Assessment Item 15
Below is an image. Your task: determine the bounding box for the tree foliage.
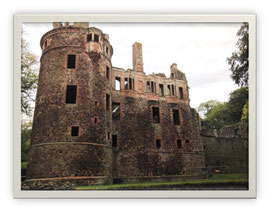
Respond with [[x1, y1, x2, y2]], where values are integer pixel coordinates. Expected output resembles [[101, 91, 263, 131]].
[[197, 100, 222, 119], [21, 121, 32, 163], [199, 87, 249, 130], [21, 31, 38, 116], [227, 23, 249, 87]]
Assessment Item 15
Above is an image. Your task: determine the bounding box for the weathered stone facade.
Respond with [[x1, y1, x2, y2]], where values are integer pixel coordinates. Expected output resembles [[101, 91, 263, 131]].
[[201, 123, 248, 175], [24, 22, 206, 189]]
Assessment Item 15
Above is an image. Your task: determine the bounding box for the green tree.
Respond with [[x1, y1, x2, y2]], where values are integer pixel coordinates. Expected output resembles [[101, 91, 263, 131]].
[[227, 87, 248, 123], [205, 102, 233, 130], [21, 120, 32, 163], [21, 31, 38, 116], [197, 100, 222, 119], [199, 87, 248, 131], [227, 23, 249, 87]]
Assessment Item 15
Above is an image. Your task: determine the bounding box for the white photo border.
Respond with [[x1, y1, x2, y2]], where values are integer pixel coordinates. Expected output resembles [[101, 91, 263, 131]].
[[13, 14, 256, 198]]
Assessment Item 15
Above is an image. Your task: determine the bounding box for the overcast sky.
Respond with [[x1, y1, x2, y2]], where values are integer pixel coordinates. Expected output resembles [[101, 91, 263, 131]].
[[22, 22, 241, 108]]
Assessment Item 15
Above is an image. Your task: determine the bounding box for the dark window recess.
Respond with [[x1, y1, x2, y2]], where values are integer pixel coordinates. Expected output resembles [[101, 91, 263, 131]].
[[67, 55, 76, 69], [167, 85, 171, 95], [71, 126, 79, 137], [152, 107, 160, 123], [172, 85, 175, 95], [133, 79, 135, 90], [66, 85, 77, 104], [112, 102, 120, 120], [179, 87, 184, 99], [156, 139, 161, 149], [151, 81, 154, 93], [108, 132, 110, 140], [124, 78, 128, 89], [106, 66, 110, 79], [171, 73, 174, 79], [147, 81, 150, 91], [159, 84, 164, 96], [94, 117, 98, 123], [112, 135, 117, 147], [87, 34, 92, 42], [44, 40, 47, 48], [106, 94, 110, 111], [94, 34, 99, 42], [177, 139, 182, 149], [185, 140, 190, 143], [106, 46, 109, 54], [95, 101, 98, 105], [115, 77, 121, 91], [129, 78, 132, 90], [173, 109, 180, 125]]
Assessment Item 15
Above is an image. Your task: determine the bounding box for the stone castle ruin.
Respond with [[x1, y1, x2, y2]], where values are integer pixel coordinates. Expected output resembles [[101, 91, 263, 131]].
[[23, 22, 247, 189]]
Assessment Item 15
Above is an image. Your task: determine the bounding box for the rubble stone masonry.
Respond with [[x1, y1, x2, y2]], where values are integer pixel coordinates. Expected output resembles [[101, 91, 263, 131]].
[[24, 22, 206, 190]]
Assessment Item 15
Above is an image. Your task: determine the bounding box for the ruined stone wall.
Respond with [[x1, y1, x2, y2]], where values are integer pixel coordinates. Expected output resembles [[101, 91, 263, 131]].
[[111, 86, 205, 182], [202, 136, 248, 174], [25, 23, 206, 189]]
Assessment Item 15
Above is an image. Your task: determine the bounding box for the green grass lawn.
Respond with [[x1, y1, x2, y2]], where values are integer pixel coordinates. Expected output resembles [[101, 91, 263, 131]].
[[74, 173, 248, 190]]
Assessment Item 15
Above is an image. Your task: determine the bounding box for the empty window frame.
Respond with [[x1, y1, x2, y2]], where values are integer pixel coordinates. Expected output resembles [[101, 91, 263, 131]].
[[167, 85, 171, 96], [172, 85, 175, 96], [115, 77, 121, 91], [66, 85, 77, 104], [87, 34, 92, 42], [147, 81, 150, 91], [185, 140, 190, 143], [71, 126, 79, 137], [173, 109, 180, 125], [156, 139, 161, 149], [106, 46, 109, 54], [151, 81, 154, 93], [107, 132, 111, 140], [124, 78, 129, 90], [179, 87, 184, 99], [152, 107, 160, 123], [112, 135, 117, 147], [129, 78, 133, 90], [67, 54, 76, 69], [94, 34, 99, 42], [159, 84, 164, 96], [177, 139, 182, 149], [106, 66, 110, 79], [106, 94, 110, 111], [112, 102, 120, 120]]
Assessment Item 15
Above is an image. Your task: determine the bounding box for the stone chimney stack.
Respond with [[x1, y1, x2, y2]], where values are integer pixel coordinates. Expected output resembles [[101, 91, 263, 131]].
[[132, 42, 144, 72]]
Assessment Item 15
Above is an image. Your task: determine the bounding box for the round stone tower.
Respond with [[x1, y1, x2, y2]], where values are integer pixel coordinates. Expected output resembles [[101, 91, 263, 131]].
[[26, 22, 113, 188]]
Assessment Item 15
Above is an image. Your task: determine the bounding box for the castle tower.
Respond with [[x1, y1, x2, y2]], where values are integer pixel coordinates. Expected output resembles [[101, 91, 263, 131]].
[[26, 22, 114, 186], [132, 42, 144, 72]]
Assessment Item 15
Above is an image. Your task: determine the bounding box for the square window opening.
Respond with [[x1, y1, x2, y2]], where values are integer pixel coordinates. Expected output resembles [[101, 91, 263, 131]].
[[112, 102, 120, 120], [115, 77, 121, 91], [94, 34, 99, 42], [177, 139, 182, 149], [87, 34, 92, 42], [112, 135, 117, 147], [66, 85, 77, 104], [156, 139, 161, 149], [152, 107, 160, 123], [173, 109, 180, 125], [71, 126, 79, 137], [106, 94, 110, 111], [67, 54, 76, 69]]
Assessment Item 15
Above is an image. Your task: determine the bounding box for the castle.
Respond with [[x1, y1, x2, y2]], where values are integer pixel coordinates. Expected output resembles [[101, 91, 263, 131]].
[[24, 22, 208, 189]]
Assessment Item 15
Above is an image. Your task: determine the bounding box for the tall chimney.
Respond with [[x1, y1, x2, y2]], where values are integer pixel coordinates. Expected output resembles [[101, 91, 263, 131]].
[[132, 42, 144, 72]]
